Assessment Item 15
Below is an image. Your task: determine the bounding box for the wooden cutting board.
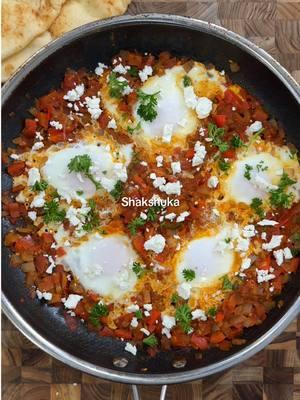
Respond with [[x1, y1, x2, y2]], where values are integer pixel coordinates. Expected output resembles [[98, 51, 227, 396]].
[[2, 1, 300, 399]]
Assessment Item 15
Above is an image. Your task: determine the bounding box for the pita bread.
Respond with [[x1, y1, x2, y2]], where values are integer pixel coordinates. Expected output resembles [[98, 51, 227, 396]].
[[49, 0, 131, 38], [2, 31, 53, 82], [2, 0, 65, 60]]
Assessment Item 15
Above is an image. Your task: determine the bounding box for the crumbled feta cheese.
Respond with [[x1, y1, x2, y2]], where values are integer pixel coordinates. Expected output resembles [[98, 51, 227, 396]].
[[177, 282, 191, 300], [140, 161, 148, 167], [262, 235, 283, 251], [28, 211, 37, 221], [150, 173, 167, 189], [140, 328, 150, 336], [236, 237, 250, 253], [160, 181, 182, 196], [32, 141, 44, 151], [207, 176, 219, 189], [130, 317, 139, 328], [139, 65, 153, 82], [164, 213, 176, 222], [124, 342, 137, 356], [192, 141, 207, 167], [127, 304, 139, 313], [144, 234, 166, 254], [162, 327, 171, 338], [242, 225, 256, 238], [46, 256, 56, 274], [162, 315, 176, 329], [212, 208, 220, 217], [176, 211, 190, 223], [36, 289, 52, 301], [273, 249, 284, 266], [113, 64, 129, 74], [257, 219, 278, 226], [162, 123, 174, 143], [256, 268, 275, 283], [27, 168, 41, 186], [195, 97, 213, 119], [63, 84, 85, 102], [156, 155, 163, 167], [171, 161, 181, 175], [10, 153, 20, 160], [183, 86, 198, 109], [283, 247, 293, 259], [241, 257, 251, 271], [35, 132, 44, 140], [191, 309, 207, 321], [246, 120, 263, 135], [63, 294, 83, 309], [95, 62, 107, 76], [140, 212, 147, 220], [107, 118, 117, 129], [143, 304, 153, 311], [84, 96, 102, 120], [50, 120, 63, 130], [31, 191, 45, 208], [261, 232, 267, 240]]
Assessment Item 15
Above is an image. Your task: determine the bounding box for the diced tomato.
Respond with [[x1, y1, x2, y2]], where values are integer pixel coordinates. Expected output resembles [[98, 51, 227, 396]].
[[36, 112, 50, 129], [74, 302, 88, 320], [114, 328, 132, 340], [253, 108, 268, 121], [224, 89, 248, 112], [283, 257, 299, 274], [86, 291, 99, 302], [15, 236, 39, 254], [63, 71, 79, 90], [23, 119, 37, 138], [99, 326, 114, 337], [7, 161, 26, 177], [213, 114, 226, 128], [126, 53, 143, 68], [6, 203, 21, 219], [222, 148, 236, 160], [257, 255, 271, 270], [40, 233, 55, 251], [98, 112, 110, 129], [191, 334, 209, 350], [56, 247, 66, 257], [186, 148, 195, 160], [145, 310, 161, 327], [38, 276, 55, 291], [171, 329, 190, 347], [210, 331, 226, 344], [34, 255, 49, 274], [215, 312, 225, 323], [48, 128, 66, 143], [132, 235, 147, 257]]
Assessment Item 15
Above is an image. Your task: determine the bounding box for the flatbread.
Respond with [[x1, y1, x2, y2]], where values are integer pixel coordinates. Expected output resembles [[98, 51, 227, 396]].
[[49, 0, 131, 37], [2, 0, 65, 60], [2, 31, 53, 82]]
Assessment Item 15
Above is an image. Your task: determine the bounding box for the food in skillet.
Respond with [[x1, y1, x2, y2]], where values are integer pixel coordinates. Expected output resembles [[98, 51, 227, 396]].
[[3, 51, 300, 357]]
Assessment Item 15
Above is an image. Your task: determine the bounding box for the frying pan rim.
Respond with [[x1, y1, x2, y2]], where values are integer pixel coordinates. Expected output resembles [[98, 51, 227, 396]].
[[2, 13, 300, 385]]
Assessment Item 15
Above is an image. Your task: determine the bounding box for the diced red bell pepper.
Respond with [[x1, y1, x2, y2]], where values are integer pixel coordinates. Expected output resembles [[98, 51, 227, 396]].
[[7, 161, 26, 177], [48, 128, 66, 143], [191, 334, 209, 350], [213, 114, 226, 128]]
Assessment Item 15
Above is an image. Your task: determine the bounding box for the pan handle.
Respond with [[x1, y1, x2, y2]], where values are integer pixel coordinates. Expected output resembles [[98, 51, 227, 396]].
[[131, 384, 168, 400]]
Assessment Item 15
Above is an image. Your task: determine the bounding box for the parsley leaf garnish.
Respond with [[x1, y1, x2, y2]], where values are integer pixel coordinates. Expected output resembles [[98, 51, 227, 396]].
[[221, 274, 234, 291], [207, 307, 217, 317], [68, 154, 101, 190], [231, 135, 244, 148], [31, 180, 48, 192], [108, 72, 129, 98], [43, 199, 66, 224], [171, 293, 180, 305], [244, 164, 253, 181], [269, 172, 296, 209], [208, 123, 229, 153], [110, 180, 124, 201], [128, 66, 139, 77], [250, 197, 265, 218], [146, 205, 162, 222], [183, 75, 192, 87], [82, 199, 100, 232], [76, 190, 84, 196], [256, 160, 268, 172], [143, 334, 158, 347], [182, 268, 196, 282], [218, 158, 231, 171], [135, 309, 143, 320], [132, 261, 145, 278], [175, 303, 192, 333], [137, 90, 160, 122], [89, 303, 109, 327], [127, 121, 141, 135], [128, 217, 146, 235]]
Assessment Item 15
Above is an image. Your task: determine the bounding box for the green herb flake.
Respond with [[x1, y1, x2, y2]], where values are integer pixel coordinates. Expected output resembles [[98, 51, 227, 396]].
[[89, 303, 109, 327], [183, 75, 192, 87], [68, 154, 101, 190], [218, 158, 231, 172], [221, 274, 234, 291], [175, 303, 192, 333], [247, 128, 264, 148], [171, 293, 180, 305], [43, 199, 66, 224], [182, 268, 196, 282], [128, 217, 146, 235], [110, 180, 124, 201], [256, 160, 268, 172], [207, 307, 217, 317], [132, 261, 145, 278], [128, 66, 139, 77], [31, 180, 48, 192], [108, 72, 129, 98], [76, 190, 84, 196], [82, 199, 100, 232], [137, 89, 160, 122], [269, 172, 296, 209], [208, 123, 229, 153], [230, 135, 244, 149], [244, 164, 253, 181], [127, 121, 141, 135], [147, 205, 162, 222], [143, 334, 158, 347], [250, 197, 265, 218], [135, 310, 143, 320]]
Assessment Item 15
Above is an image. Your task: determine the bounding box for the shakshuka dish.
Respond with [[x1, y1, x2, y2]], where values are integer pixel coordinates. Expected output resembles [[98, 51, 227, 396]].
[[3, 51, 300, 357]]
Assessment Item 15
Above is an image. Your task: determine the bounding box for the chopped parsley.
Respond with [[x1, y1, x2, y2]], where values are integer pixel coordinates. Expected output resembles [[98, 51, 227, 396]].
[[128, 217, 146, 235], [108, 72, 129, 98], [43, 199, 66, 224], [143, 334, 158, 347], [208, 123, 229, 153], [110, 180, 124, 201], [183, 75, 192, 87], [256, 160, 268, 172], [221, 274, 234, 291], [269, 172, 296, 209], [207, 306, 217, 317], [128, 66, 139, 77], [175, 303, 192, 333], [137, 90, 160, 122], [231, 135, 244, 148], [68, 154, 101, 190], [89, 303, 109, 327], [171, 293, 180, 305], [291, 233, 300, 256], [31, 180, 48, 192], [250, 197, 265, 218], [132, 261, 145, 278], [182, 268, 196, 282], [135, 309, 143, 320], [127, 121, 141, 135], [146, 205, 162, 222], [247, 128, 264, 148], [244, 164, 253, 180], [218, 158, 231, 171], [82, 199, 100, 232], [224, 238, 231, 244], [76, 190, 84, 196]]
